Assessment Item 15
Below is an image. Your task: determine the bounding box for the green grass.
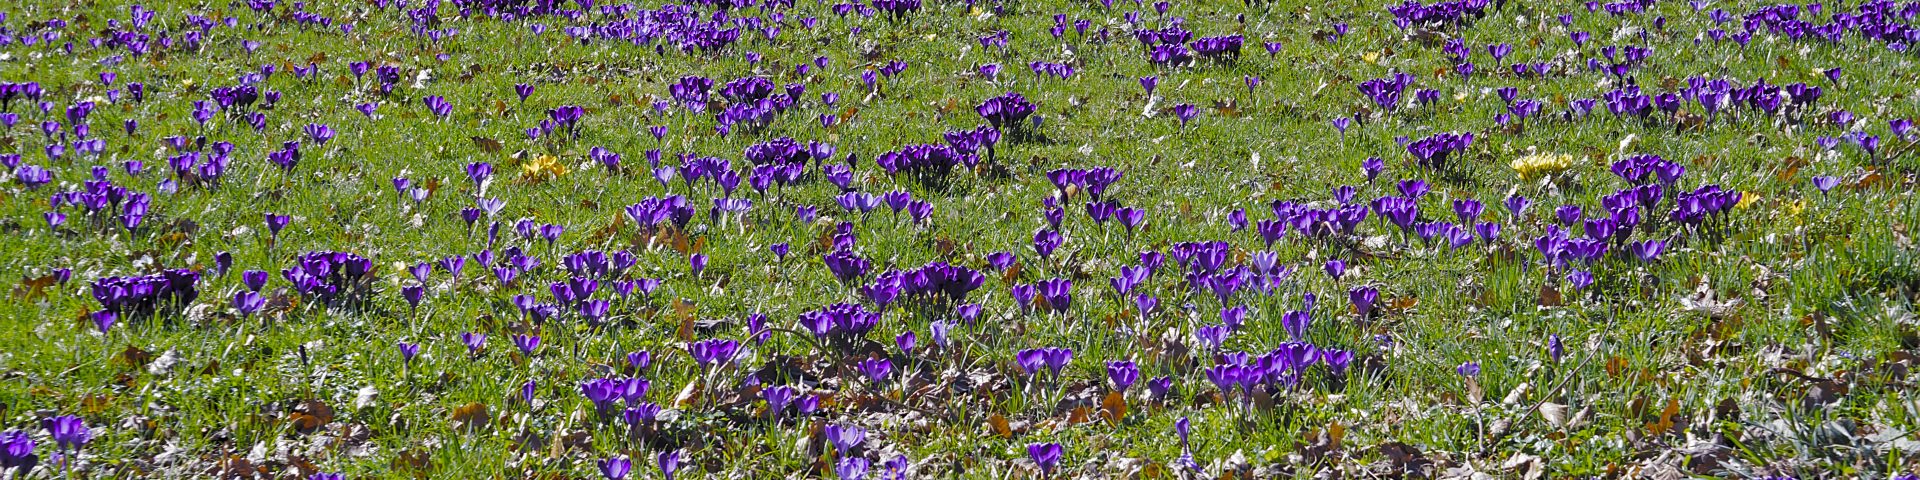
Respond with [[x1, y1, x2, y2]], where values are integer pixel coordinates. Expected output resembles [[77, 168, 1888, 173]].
[[2, 0, 1919, 477]]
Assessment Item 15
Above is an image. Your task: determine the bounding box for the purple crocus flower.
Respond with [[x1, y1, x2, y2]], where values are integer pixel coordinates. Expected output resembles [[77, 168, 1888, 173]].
[[1811, 176, 1839, 195], [1041, 347, 1073, 377], [459, 332, 486, 356], [1504, 194, 1531, 218], [1456, 361, 1481, 377], [41, 416, 90, 451], [1172, 103, 1198, 128], [749, 383, 792, 420], [1032, 230, 1062, 259], [304, 123, 334, 145], [1892, 119, 1915, 140], [397, 341, 420, 367], [1106, 360, 1139, 391], [1452, 199, 1483, 225], [599, 456, 631, 480], [513, 334, 541, 356], [581, 379, 621, 412], [1016, 348, 1047, 377], [242, 270, 269, 291], [1323, 259, 1346, 280], [895, 331, 916, 356], [423, 95, 453, 118], [1139, 376, 1172, 401], [265, 213, 292, 238], [979, 63, 1002, 79], [836, 457, 870, 480], [857, 357, 892, 385], [1205, 364, 1242, 397], [1349, 286, 1378, 318], [657, 450, 683, 480], [628, 350, 652, 371], [926, 321, 952, 351], [1322, 349, 1354, 374], [1194, 324, 1228, 351], [956, 303, 982, 325], [1397, 179, 1429, 200], [1037, 278, 1072, 313], [229, 288, 264, 318], [1027, 442, 1064, 476], [1475, 222, 1501, 242], [1220, 305, 1247, 331], [1629, 239, 1666, 262], [688, 338, 741, 369], [402, 285, 425, 311], [826, 423, 865, 455], [91, 310, 115, 334], [1859, 135, 1881, 157], [1361, 157, 1385, 182], [1566, 270, 1594, 291], [1282, 310, 1311, 341], [1555, 205, 1583, 225]]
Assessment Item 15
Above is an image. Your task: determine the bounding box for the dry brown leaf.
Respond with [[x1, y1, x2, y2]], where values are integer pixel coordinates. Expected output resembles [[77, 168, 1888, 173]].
[[11, 274, 57, 301], [985, 414, 1012, 438], [1067, 406, 1093, 425], [471, 136, 503, 153], [1606, 356, 1629, 378], [119, 345, 155, 368], [1538, 284, 1564, 307], [1100, 392, 1127, 425], [451, 402, 490, 433], [672, 300, 698, 341], [673, 379, 703, 407], [1645, 398, 1679, 436]]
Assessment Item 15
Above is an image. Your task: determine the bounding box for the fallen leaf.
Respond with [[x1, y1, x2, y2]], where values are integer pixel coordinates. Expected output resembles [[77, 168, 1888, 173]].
[[672, 300, 698, 341], [1538, 284, 1563, 307], [1502, 382, 1531, 405], [673, 380, 702, 407], [450, 402, 490, 433], [985, 414, 1012, 438], [1502, 453, 1545, 480], [288, 400, 335, 435], [1645, 398, 1679, 436], [1100, 392, 1127, 425], [118, 345, 155, 368], [1539, 402, 1568, 429], [11, 274, 56, 301], [471, 136, 503, 153], [1606, 356, 1629, 378]]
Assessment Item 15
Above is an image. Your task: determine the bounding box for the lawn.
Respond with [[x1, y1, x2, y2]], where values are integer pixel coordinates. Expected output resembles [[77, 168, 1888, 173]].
[[1, 0, 1919, 478]]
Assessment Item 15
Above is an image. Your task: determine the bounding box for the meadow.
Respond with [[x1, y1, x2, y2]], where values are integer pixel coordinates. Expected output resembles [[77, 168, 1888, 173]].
[[1, 0, 1919, 477]]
